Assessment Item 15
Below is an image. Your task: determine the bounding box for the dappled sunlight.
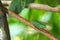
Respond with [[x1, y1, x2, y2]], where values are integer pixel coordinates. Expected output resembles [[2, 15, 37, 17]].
[[45, 25, 52, 30], [26, 27, 37, 34], [9, 24, 25, 36], [39, 12, 52, 22], [14, 36, 22, 40]]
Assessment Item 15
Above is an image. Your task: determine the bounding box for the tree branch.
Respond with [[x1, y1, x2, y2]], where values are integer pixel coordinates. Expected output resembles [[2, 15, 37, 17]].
[[0, 0, 11, 40], [1, 1, 60, 12], [1, 1, 58, 40], [28, 3, 60, 12], [4, 6, 58, 40]]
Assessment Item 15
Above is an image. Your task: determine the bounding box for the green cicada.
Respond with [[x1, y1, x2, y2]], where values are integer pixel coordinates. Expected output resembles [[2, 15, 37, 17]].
[[31, 20, 46, 28]]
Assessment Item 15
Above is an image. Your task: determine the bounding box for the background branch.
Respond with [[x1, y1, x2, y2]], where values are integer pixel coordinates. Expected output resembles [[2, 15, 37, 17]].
[[2, 1, 60, 12], [28, 3, 60, 12]]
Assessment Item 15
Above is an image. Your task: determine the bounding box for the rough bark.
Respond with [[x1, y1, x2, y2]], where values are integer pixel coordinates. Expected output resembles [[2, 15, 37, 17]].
[[0, 0, 10, 40]]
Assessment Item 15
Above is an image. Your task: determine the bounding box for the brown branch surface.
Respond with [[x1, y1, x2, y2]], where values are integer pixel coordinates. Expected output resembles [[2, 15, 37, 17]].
[[28, 3, 60, 12]]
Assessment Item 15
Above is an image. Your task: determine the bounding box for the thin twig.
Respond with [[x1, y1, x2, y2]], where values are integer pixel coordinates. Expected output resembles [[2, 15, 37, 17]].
[[28, 3, 60, 12]]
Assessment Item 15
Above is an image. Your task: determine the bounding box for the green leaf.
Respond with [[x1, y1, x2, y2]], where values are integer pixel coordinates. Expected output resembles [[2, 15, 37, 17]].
[[30, 9, 45, 21], [19, 8, 30, 20], [9, 0, 22, 14], [31, 20, 46, 28], [53, 12, 60, 35], [9, 0, 34, 14]]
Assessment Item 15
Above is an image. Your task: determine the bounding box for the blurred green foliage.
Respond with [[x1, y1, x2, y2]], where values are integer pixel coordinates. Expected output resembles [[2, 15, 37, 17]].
[[9, 0, 34, 14], [8, 0, 60, 40]]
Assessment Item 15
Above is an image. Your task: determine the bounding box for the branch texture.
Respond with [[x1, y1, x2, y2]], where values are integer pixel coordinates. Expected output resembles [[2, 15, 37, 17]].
[[28, 3, 60, 12], [0, 0, 11, 40]]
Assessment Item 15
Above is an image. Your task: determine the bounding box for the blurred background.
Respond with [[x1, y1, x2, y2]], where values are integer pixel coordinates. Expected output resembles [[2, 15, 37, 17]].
[[1, 0, 60, 40]]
